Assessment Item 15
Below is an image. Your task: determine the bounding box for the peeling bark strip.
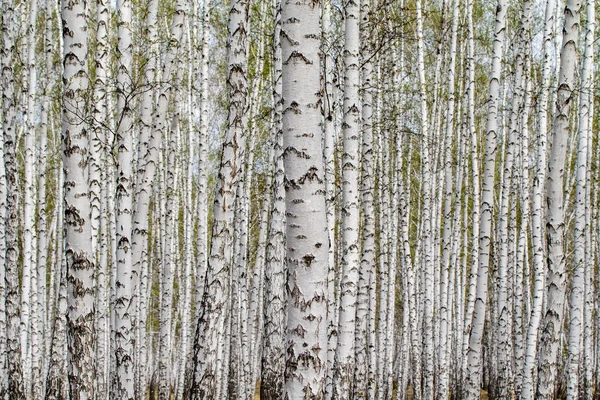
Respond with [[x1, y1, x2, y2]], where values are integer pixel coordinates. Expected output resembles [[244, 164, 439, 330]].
[[281, 0, 329, 398], [61, 0, 96, 399]]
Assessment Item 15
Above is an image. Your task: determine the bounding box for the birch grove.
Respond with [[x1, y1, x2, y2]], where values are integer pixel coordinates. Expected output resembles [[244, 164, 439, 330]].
[[1, 0, 600, 399]]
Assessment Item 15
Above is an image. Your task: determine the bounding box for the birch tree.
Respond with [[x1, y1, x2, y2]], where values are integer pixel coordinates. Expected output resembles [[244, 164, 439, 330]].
[[465, 0, 508, 398], [281, 0, 329, 397], [566, 0, 593, 396], [190, 0, 249, 396], [536, 0, 580, 397], [333, 0, 361, 396], [2, 0, 24, 397], [62, 0, 95, 397], [113, 0, 135, 397]]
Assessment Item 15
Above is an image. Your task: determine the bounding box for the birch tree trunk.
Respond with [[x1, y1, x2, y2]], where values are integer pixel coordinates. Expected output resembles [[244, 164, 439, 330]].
[[2, 0, 24, 397], [22, 3, 39, 387], [62, 0, 95, 397], [566, 0, 593, 396], [354, 0, 374, 396], [281, 0, 329, 397], [415, 1, 434, 397], [260, 0, 286, 397], [465, 0, 507, 397], [536, 0, 580, 397], [190, 0, 248, 396], [333, 0, 361, 397], [521, 0, 554, 397], [113, 0, 135, 397]]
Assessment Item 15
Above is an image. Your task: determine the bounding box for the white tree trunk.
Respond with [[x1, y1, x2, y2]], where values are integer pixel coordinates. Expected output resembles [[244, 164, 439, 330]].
[[62, 0, 95, 397], [566, 0, 593, 397], [113, 0, 135, 397], [536, 0, 580, 397], [520, 0, 554, 397], [333, 0, 361, 396], [465, 0, 507, 397], [281, 0, 329, 397], [190, 0, 248, 396]]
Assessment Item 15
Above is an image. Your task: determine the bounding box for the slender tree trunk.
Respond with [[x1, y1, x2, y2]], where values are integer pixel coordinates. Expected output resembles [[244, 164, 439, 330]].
[[566, 0, 593, 397], [465, 0, 507, 397], [260, 1, 286, 397], [354, 0, 374, 396], [22, 4, 39, 390], [190, 0, 248, 397], [333, 0, 361, 397], [521, 0, 554, 397], [281, 0, 329, 397], [1, 0, 24, 396], [536, 0, 580, 397], [62, 1, 95, 397], [113, 0, 135, 397]]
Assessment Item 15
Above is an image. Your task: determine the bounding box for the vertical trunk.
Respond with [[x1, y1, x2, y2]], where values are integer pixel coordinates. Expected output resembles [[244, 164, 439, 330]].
[[281, 0, 329, 397], [194, 0, 210, 323], [461, 0, 479, 395], [92, 0, 110, 396], [131, 0, 158, 395], [496, 2, 531, 395], [415, 1, 434, 397], [514, 56, 533, 399], [438, 1, 460, 398], [354, 0, 374, 396], [566, 0, 593, 397], [62, 1, 95, 397], [22, 3, 39, 388], [333, 0, 361, 397], [260, 0, 286, 396], [1, 0, 23, 396], [520, 0, 554, 397], [465, 0, 507, 397], [536, 0, 580, 397], [113, 0, 135, 397], [322, 2, 338, 396], [190, 0, 248, 397]]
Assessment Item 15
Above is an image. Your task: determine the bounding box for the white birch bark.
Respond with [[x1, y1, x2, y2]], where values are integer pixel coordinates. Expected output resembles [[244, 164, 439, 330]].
[[322, 2, 338, 395], [566, 0, 593, 396], [194, 0, 210, 323], [0, 59, 6, 400], [281, 0, 329, 396], [1, 0, 24, 396], [536, 0, 580, 397], [113, 0, 135, 397], [465, 0, 507, 397], [333, 0, 361, 396], [496, 3, 531, 394], [260, 2, 285, 397], [520, 0, 554, 397], [131, 0, 158, 394], [354, 0, 374, 396], [415, 1, 434, 397], [62, 0, 95, 397], [190, 0, 248, 396], [22, 3, 39, 385], [461, 1, 480, 395], [514, 56, 533, 400], [438, 1, 459, 397], [91, 0, 110, 395]]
